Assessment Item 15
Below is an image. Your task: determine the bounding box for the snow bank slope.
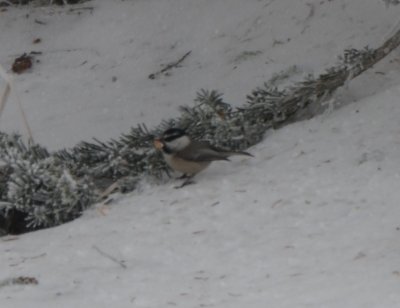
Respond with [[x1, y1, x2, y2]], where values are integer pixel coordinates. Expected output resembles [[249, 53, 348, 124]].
[[1, 84, 400, 307]]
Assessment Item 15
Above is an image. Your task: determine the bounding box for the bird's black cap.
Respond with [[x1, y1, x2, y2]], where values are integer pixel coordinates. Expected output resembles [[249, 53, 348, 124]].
[[162, 128, 186, 142]]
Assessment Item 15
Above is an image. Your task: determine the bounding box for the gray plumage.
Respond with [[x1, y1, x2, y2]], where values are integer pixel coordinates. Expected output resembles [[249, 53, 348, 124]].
[[156, 128, 252, 180], [176, 141, 240, 162]]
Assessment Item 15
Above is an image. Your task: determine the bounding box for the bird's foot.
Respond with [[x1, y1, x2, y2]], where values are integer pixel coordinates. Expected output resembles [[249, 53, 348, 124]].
[[174, 178, 196, 189], [176, 173, 190, 180]]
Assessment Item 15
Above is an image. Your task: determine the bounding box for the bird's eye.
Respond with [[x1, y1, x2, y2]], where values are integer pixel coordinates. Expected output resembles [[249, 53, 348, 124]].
[[163, 128, 185, 141], [164, 135, 178, 142]]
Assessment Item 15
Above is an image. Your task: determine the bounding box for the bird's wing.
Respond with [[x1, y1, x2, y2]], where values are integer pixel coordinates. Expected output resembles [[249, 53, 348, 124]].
[[177, 142, 230, 162]]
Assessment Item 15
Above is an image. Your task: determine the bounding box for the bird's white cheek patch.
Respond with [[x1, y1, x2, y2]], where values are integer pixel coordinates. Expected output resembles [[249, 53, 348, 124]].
[[168, 135, 190, 151]]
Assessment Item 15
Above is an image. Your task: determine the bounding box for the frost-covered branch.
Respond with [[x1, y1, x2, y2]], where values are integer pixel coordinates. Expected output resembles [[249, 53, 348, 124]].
[[1, 27, 400, 235]]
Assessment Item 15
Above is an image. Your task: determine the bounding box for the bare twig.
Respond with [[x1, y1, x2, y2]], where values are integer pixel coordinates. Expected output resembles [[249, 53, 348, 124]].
[[148, 50, 192, 79], [0, 64, 11, 117], [34, 19, 47, 25], [68, 6, 94, 12], [14, 89, 34, 144], [301, 3, 315, 34], [92, 245, 127, 269], [0, 64, 34, 143], [9, 252, 47, 266], [0, 84, 10, 117], [1, 235, 19, 242], [98, 179, 121, 200], [0, 276, 38, 288]]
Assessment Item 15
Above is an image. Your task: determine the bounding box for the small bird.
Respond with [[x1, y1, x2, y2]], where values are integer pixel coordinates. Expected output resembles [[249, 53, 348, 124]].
[[153, 128, 252, 187]]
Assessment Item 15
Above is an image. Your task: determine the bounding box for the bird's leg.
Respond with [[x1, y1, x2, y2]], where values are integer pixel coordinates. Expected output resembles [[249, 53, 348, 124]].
[[174, 175, 195, 189], [176, 173, 189, 180]]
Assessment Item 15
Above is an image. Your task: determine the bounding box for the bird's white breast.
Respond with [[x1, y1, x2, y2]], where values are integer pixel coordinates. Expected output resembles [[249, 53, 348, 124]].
[[163, 152, 211, 175]]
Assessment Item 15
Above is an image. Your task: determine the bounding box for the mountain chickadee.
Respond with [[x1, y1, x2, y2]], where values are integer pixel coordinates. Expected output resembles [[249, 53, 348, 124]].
[[154, 128, 252, 187]]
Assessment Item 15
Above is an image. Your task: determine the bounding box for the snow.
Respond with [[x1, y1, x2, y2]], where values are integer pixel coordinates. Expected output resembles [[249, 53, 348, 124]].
[[1, 0, 400, 307], [1, 0, 400, 149]]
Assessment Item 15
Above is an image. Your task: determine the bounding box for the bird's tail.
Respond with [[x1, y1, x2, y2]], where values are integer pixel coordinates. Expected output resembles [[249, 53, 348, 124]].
[[227, 150, 253, 157]]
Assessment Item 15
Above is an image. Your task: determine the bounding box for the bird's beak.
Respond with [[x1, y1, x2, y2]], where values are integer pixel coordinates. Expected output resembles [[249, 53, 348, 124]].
[[153, 138, 164, 150]]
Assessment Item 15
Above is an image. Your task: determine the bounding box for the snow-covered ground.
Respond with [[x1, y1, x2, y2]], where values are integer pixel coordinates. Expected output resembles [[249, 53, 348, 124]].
[[1, 0, 400, 307], [4, 86, 400, 307]]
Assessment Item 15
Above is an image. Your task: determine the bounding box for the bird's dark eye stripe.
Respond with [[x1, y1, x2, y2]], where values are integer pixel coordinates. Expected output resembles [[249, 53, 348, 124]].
[[162, 128, 185, 141], [164, 135, 180, 142]]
